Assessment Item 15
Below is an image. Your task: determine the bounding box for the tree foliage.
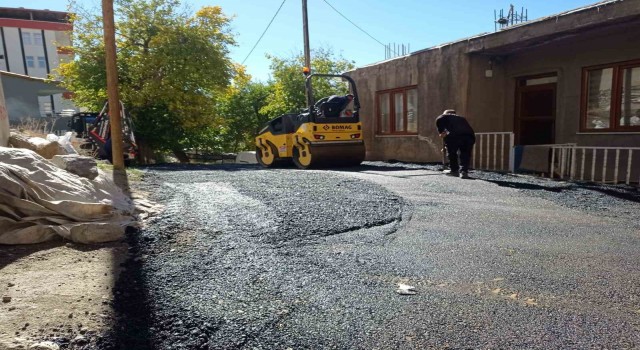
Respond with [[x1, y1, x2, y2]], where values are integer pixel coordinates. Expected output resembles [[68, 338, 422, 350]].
[[58, 0, 357, 158], [215, 65, 271, 152], [57, 0, 236, 159], [260, 48, 355, 118]]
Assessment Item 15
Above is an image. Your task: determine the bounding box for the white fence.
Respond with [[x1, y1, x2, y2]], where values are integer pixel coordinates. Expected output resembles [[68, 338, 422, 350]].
[[550, 145, 640, 185], [473, 132, 515, 172]]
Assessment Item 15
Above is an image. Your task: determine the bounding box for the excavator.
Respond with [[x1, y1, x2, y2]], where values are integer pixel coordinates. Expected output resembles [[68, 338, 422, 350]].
[[255, 72, 365, 169]]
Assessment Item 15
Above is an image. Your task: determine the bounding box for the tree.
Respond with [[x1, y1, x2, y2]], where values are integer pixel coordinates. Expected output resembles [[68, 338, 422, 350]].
[[57, 0, 236, 163], [215, 65, 271, 153], [260, 48, 356, 118]]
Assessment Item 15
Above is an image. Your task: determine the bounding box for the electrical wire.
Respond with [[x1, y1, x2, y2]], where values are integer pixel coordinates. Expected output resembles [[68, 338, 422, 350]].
[[241, 0, 287, 65], [320, 0, 396, 55]]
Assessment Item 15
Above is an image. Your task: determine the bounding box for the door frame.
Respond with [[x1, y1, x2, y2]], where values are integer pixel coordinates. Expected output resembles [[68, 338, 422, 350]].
[[514, 73, 558, 145]]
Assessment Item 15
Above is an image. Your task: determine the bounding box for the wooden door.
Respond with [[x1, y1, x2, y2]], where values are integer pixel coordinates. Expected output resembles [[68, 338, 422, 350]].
[[515, 75, 557, 145]]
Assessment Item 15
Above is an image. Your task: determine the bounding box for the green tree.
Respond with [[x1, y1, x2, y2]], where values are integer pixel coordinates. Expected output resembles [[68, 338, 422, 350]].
[[216, 65, 271, 152], [57, 0, 236, 162], [260, 48, 355, 118]]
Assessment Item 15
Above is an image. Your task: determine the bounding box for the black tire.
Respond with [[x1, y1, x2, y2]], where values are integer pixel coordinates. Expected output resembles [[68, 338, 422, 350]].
[[256, 143, 278, 168]]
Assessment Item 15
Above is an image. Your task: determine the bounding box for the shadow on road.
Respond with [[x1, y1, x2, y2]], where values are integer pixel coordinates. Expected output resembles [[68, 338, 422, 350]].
[[484, 179, 566, 192], [483, 178, 640, 203], [578, 183, 640, 203], [99, 226, 154, 350], [143, 163, 261, 172]]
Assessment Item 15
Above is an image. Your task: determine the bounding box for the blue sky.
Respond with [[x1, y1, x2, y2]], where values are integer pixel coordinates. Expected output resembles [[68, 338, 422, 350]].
[[5, 0, 600, 81]]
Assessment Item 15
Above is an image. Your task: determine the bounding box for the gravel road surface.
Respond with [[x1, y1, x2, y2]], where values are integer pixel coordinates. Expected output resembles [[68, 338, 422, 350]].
[[99, 162, 640, 349]]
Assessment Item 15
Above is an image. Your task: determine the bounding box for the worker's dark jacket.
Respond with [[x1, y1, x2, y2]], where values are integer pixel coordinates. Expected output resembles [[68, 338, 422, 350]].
[[435, 114, 475, 139]]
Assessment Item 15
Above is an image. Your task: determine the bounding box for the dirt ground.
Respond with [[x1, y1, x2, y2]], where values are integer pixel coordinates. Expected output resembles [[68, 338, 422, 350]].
[[1, 131, 155, 350], [0, 240, 128, 350]]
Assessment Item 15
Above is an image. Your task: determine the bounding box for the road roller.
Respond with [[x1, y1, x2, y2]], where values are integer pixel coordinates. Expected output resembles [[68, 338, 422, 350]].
[[255, 73, 365, 169]]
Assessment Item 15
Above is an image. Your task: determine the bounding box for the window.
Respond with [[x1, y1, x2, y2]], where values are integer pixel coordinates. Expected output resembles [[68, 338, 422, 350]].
[[33, 33, 43, 46], [582, 59, 640, 131], [37, 56, 46, 68], [21, 32, 32, 45], [26, 56, 35, 68], [376, 86, 418, 135], [39, 100, 52, 117]]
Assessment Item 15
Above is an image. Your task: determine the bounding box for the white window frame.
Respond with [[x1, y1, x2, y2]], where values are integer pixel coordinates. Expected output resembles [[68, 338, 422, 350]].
[[33, 32, 43, 46], [26, 56, 35, 68], [37, 56, 46, 69], [21, 32, 32, 45]]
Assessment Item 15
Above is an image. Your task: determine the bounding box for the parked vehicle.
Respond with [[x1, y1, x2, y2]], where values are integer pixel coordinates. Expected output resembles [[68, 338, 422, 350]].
[[255, 73, 365, 169], [69, 101, 137, 164]]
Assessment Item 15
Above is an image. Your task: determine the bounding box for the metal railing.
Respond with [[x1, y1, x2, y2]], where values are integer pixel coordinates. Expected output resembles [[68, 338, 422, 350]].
[[550, 145, 640, 185], [473, 132, 515, 172]]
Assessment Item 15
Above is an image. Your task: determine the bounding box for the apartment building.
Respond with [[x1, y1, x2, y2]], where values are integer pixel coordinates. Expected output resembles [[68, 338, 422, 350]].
[[0, 7, 75, 119]]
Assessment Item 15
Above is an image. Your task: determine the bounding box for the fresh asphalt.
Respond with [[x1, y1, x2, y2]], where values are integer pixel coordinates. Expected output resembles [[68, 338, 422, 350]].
[[100, 162, 640, 349]]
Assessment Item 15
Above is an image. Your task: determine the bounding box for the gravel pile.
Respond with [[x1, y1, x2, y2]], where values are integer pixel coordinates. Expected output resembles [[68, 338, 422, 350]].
[[97, 164, 404, 349], [92, 162, 639, 349]]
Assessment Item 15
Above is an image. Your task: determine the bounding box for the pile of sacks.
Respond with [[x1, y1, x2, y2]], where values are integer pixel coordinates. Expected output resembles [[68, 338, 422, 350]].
[[0, 146, 136, 244]]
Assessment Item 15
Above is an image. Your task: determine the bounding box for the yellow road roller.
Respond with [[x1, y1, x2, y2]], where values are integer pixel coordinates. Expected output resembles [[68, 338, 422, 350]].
[[255, 73, 365, 169]]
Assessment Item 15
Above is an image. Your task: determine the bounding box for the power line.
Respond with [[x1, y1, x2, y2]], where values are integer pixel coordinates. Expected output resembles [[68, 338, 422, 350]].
[[320, 0, 395, 55], [241, 0, 287, 65]]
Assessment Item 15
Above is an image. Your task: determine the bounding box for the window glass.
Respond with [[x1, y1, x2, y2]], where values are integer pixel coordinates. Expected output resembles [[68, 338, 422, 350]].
[[620, 66, 640, 127], [525, 76, 557, 86], [26, 56, 35, 68], [21, 32, 32, 45], [379, 93, 390, 133], [585, 68, 612, 129], [37, 56, 46, 69], [376, 88, 418, 135], [39, 101, 52, 117], [407, 89, 418, 133], [394, 93, 404, 132], [33, 33, 43, 46]]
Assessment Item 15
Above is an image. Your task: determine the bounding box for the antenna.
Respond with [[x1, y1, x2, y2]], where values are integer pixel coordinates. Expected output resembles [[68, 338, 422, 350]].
[[384, 42, 411, 60], [494, 4, 528, 31]]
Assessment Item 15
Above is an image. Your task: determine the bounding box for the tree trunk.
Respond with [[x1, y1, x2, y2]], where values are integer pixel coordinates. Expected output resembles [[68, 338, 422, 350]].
[[135, 138, 156, 165], [172, 149, 190, 163]]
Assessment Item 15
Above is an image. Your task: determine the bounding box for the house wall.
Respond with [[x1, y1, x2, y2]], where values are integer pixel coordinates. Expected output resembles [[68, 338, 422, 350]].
[[497, 21, 640, 149], [350, 12, 640, 165], [2, 74, 43, 121], [0, 13, 76, 116], [349, 43, 471, 162]]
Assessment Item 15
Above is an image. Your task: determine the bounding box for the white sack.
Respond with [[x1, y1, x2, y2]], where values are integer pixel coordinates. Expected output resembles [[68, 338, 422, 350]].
[[0, 147, 135, 244]]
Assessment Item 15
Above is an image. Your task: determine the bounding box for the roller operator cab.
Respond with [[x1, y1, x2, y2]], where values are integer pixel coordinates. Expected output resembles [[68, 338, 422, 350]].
[[255, 73, 365, 169]]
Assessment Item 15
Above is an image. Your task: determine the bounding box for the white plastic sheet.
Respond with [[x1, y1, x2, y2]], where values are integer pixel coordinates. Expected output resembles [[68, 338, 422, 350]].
[[0, 147, 135, 244]]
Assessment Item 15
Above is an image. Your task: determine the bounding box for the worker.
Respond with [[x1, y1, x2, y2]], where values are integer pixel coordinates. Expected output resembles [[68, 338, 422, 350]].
[[435, 109, 476, 179]]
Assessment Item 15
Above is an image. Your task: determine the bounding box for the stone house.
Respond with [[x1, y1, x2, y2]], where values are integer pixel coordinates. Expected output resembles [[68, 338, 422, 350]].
[[348, 0, 640, 182]]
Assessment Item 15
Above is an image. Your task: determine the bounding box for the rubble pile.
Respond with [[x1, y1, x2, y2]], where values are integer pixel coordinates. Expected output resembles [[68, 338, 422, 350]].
[[8, 132, 67, 159]]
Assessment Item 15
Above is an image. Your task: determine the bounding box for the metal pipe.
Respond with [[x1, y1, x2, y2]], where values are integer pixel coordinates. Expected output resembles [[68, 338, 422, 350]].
[[493, 134, 497, 170], [614, 149, 620, 184], [591, 149, 596, 182], [602, 149, 608, 184], [500, 134, 505, 170], [580, 148, 586, 181], [626, 150, 633, 185], [550, 147, 555, 178]]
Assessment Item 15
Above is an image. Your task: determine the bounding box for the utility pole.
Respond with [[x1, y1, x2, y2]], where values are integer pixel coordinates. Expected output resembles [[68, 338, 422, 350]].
[[101, 0, 125, 170], [302, 0, 312, 107], [0, 74, 9, 147]]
